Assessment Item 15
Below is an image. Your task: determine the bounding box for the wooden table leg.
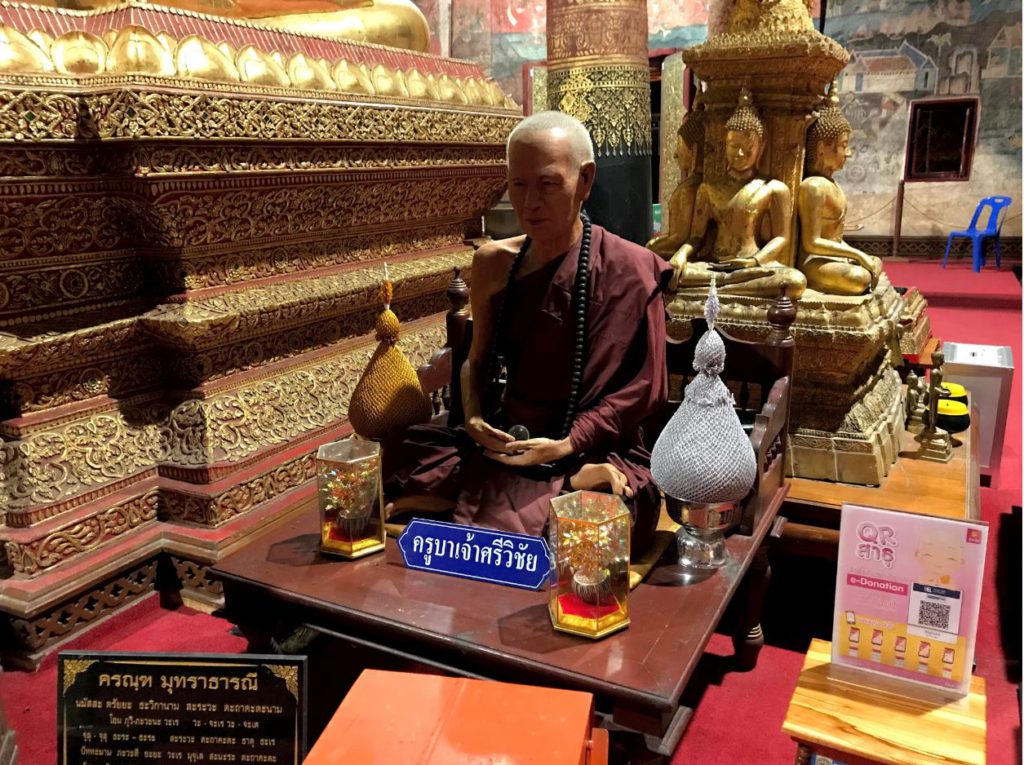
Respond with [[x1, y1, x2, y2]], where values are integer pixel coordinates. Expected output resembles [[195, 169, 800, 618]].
[[732, 538, 771, 671]]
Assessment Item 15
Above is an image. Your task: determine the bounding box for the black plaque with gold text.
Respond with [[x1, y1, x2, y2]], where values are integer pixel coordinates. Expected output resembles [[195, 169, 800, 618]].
[[58, 652, 306, 765]]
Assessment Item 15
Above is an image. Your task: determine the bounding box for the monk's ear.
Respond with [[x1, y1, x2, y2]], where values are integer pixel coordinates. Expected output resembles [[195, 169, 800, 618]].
[[577, 160, 596, 201]]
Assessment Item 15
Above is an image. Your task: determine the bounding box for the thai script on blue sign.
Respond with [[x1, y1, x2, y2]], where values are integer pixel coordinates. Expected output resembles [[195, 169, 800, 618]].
[[397, 518, 550, 591]]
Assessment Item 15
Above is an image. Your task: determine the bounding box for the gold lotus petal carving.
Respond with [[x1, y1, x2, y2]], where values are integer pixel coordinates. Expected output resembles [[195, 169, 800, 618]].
[[331, 59, 374, 94], [437, 74, 468, 104], [51, 31, 107, 75], [27, 29, 54, 57], [235, 44, 289, 87], [287, 53, 335, 91], [107, 26, 175, 77], [371, 64, 407, 98], [404, 68, 428, 99], [175, 35, 240, 83], [0, 24, 54, 74]]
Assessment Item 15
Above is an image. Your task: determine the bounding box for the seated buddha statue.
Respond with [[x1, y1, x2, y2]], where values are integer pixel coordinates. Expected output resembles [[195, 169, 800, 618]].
[[798, 85, 883, 296], [647, 98, 705, 258], [668, 89, 806, 298], [40, 0, 431, 52]]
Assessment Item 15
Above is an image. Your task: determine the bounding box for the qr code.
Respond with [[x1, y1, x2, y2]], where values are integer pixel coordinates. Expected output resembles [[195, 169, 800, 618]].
[[917, 600, 951, 630]]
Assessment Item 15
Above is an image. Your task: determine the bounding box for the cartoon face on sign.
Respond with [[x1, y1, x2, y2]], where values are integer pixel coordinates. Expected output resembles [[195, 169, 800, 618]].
[[914, 529, 965, 588]]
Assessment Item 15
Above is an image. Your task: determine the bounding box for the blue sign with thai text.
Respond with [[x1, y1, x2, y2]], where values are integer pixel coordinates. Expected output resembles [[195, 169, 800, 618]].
[[397, 519, 550, 591]]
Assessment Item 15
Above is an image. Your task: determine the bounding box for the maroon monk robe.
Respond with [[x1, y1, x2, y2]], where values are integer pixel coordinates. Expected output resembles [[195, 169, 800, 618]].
[[383, 224, 673, 552]]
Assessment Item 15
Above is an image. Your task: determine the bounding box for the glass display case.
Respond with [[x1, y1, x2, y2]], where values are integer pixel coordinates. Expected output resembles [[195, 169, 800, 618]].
[[317, 437, 385, 559], [548, 491, 631, 639]]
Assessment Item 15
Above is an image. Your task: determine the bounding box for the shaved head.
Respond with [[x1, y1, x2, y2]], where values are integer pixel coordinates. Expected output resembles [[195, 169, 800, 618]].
[[507, 111, 595, 168]]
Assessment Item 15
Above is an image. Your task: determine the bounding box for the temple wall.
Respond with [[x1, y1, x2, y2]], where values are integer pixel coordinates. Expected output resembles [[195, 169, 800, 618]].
[[449, 0, 1022, 240]]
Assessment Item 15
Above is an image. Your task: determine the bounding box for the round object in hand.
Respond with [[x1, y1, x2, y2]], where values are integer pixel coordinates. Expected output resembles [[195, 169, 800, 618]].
[[940, 381, 968, 405], [508, 424, 530, 442], [936, 399, 970, 434]]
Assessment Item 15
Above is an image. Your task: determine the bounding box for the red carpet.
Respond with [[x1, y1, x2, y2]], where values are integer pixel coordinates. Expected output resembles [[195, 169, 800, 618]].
[[1, 262, 1019, 764], [884, 260, 1021, 308]]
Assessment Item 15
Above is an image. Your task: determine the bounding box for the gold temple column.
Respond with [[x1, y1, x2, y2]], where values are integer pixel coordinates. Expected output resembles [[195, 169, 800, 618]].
[[546, 0, 652, 244]]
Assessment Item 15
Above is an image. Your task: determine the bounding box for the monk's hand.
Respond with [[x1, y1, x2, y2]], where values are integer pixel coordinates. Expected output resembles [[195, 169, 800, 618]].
[[568, 463, 634, 498], [466, 416, 515, 453], [485, 437, 573, 467]]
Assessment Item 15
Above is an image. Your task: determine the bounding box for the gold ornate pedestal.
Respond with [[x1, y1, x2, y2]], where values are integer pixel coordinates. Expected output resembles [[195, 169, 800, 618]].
[[0, 1, 518, 667], [670, 276, 906, 486]]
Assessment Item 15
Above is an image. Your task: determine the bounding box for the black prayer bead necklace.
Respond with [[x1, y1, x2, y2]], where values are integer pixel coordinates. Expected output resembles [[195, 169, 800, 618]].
[[487, 212, 591, 442]]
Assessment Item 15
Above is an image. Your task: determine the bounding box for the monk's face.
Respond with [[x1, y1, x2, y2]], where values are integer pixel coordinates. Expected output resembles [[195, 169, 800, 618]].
[[507, 129, 595, 243]]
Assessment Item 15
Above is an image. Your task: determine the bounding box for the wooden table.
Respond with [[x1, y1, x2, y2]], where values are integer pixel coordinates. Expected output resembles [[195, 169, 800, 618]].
[[212, 491, 784, 758], [783, 639, 986, 765], [780, 416, 980, 558]]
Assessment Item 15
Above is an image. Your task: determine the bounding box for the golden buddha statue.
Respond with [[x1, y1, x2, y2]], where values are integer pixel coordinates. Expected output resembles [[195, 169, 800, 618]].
[[668, 89, 806, 298], [798, 84, 882, 295], [647, 99, 705, 258], [37, 0, 431, 52]]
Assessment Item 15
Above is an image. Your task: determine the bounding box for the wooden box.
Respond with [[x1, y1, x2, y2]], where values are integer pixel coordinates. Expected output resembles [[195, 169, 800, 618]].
[[303, 670, 606, 764]]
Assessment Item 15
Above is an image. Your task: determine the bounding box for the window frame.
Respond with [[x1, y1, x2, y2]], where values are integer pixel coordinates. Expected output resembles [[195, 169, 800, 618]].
[[903, 96, 981, 183]]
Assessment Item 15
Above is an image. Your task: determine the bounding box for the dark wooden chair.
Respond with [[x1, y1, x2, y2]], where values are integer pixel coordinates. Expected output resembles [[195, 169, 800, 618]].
[[417, 268, 796, 539], [415, 266, 471, 427]]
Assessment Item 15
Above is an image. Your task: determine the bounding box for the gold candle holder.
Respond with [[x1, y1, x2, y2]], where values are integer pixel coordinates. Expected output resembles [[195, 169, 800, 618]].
[[317, 437, 385, 559], [549, 491, 631, 640]]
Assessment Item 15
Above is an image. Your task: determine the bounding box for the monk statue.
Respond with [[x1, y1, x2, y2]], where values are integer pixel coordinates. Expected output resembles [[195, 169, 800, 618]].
[[647, 98, 705, 257], [668, 89, 806, 298], [385, 111, 672, 553], [35, 0, 431, 52], [798, 84, 883, 295]]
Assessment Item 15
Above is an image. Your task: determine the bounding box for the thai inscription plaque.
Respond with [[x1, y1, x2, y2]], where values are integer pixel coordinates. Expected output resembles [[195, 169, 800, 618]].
[[58, 652, 307, 765]]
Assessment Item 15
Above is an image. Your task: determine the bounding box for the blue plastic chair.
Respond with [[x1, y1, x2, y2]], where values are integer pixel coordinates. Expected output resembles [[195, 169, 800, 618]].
[[941, 195, 1013, 271]]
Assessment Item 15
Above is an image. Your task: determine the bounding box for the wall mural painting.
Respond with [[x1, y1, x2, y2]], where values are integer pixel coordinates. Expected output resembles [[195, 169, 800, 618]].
[[452, 0, 493, 66], [487, 0, 547, 102], [412, 0, 444, 55], [826, 0, 1021, 235]]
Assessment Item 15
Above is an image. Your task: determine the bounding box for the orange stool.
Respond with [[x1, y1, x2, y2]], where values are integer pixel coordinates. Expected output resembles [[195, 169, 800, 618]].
[[304, 669, 609, 764]]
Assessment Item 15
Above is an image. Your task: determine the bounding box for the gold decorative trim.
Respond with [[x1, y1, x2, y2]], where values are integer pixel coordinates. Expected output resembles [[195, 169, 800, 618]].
[[264, 663, 299, 701], [167, 289, 453, 387], [0, 87, 520, 143], [0, 20, 516, 109], [3, 491, 158, 577], [62, 658, 98, 694], [159, 225, 467, 292], [122, 144, 506, 177], [4, 352, 160, 414], [140, 250, 472, 348], [0, 320, 447, 511], [547, 1, 647, 62], [162, 452, 315, 527], [548, 64, 651, 156], [0, 0, 487, 69]]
